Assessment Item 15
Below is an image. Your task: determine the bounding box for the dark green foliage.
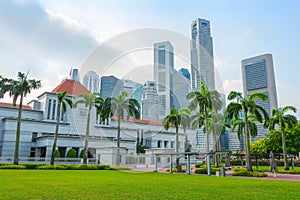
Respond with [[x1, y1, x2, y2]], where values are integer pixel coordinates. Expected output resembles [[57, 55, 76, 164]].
[[24, 163, 45, 169], [278, 169, 300, 174], [80, 149, 85, 158], [66, 148, 77, 158], [38, 165, 66, 170], [54, 149, 60, 158]]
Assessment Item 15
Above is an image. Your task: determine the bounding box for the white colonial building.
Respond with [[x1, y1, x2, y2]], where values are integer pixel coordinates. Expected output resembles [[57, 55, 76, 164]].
[[0, 79, 197, 165]]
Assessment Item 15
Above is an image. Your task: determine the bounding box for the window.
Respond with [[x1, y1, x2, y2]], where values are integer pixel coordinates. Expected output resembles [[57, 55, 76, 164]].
[[30, 147, 35, 158], [47, 99, 52, 119], [164, 141, 168, 148], [52, 100, 56, 120], [171, 141, 174, 148], [157, 140, 161, 148], [145, 139, 152, 148], [31, 132, 38, 142]]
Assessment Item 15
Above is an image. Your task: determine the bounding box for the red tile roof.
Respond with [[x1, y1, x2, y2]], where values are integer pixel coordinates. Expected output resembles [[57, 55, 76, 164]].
[[52, 79, 90, 96], [0, 102, 32, 110], [111, 116, 162, 125]]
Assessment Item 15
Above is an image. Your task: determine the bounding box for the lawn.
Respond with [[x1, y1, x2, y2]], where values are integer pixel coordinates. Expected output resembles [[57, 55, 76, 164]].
[[0, 170, 299, 199]]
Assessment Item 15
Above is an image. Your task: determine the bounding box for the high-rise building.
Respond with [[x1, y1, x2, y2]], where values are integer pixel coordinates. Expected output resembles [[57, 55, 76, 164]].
[[71, 68, 79, 81], [142, 81, 159, 122], [190, 18, 215, 91], [179, 68, 191, 81], [100, 75, 123, 99], [241, 54, 278, 141], [154, 41, 174, 120], [82, 71, 100, 93], [171, 69, 190, 110]]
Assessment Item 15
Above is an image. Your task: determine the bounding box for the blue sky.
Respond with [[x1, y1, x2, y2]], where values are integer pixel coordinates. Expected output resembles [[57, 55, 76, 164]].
[[0, 0, 299, 117]]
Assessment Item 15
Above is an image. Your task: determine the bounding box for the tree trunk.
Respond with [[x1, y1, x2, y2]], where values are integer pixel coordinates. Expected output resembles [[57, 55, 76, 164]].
[[14, 95, 23, 165], [244, 115, 253, 171], [213, 133, 219, 167], [175, 126, 179, 167], [205, 107, 209, 153], [83, 107, 91, 164], [281, 128, 289, 170], [51, 102, 61, 165], [116, 116, 121, 166]]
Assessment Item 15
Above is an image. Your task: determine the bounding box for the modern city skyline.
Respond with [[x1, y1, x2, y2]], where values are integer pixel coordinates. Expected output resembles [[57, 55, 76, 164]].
[[100, 75, 123, 99], [242, 53, 278, 141], [154, 41, 174, 120], [191, 18, 215, 91]]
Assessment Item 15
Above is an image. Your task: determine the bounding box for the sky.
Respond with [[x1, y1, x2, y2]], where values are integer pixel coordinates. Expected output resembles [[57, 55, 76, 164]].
[[0, 0, 300, 117]]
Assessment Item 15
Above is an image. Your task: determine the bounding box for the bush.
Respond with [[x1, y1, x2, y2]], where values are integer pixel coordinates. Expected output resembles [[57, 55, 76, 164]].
[[278, 169, 300, 174], [66, 148, 77, 158], [233, 170, 267, 177], [0, 165, 26, 169], [194, 167, 219, 175], [24, 163, 45, 169], [55, 150, 60, 158], [37, 165, 66, 170], [195, 163, 205, 168], [80, 150, 85, 158]]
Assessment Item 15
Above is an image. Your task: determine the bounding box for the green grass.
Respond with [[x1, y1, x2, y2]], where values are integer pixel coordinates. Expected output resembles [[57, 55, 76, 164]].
[[0, 170, 300, 199]]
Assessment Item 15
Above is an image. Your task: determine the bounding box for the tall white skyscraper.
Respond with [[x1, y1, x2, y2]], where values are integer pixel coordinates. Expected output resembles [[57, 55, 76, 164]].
[[242, 54, 278, 141], [191, 18, 215, 90], [82, 71, 100, 93], [154, 41, 174, 120], [142, 81, 159, 122]]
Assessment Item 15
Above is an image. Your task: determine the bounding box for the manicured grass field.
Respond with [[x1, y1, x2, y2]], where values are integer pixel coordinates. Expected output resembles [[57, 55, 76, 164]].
[[0, 170, 299, 199]]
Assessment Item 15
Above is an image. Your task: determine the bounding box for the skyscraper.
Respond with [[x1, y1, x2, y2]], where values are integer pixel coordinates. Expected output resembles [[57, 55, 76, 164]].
[[82, 71, 100, 93], [100, 75, 123, 99], [154, 41, 174, 120], [241, 54, 278, 141], [171, 69, 190, 110], [191, 18, 215, 90], [142, 81, 159, 122]]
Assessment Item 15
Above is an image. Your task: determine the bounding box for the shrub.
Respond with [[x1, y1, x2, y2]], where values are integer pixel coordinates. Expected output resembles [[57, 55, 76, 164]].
[[66, 148, 77, 158], [194, 167, 219, 175], [233, 170, 267, 177], [80, 150, 85, 158], [0, 165, 26, 169], [96, 165, 110, 170], [24, 163, 45, 169], [55, 150, 60, 158], [37, 165, 66, 170], [278, 169, 300, 174]]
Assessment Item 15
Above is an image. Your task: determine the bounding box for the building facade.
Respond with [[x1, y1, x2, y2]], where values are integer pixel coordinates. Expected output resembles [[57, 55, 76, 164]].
[[154, 41, 174, 120], [100, 75, 123, 99], [241, 54, 278, 141], [82, 71, 100, 93], [0, 79, 196, 165], [191, 18, 215, 91], [142, 81, 159, 122]]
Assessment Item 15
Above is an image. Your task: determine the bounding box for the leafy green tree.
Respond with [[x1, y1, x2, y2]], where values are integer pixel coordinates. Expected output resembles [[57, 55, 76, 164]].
[[106, 91, 140, 165], [50, 91, 73, 165], [187, 81, 222, 152], [226, 91, 268, 171], [163, 108, 190, 167], [250, 138, 268, 154], [264, 106, 298, 170], [0, 72, 41, 165], [265, 124, 300, 155], [75, 93, 104, 164]]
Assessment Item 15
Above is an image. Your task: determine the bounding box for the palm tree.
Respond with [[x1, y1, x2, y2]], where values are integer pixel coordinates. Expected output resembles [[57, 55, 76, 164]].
[[50, 91, 73, 165], [75, 93, 104, 164], [186, 80, 222, 152], [226, 91, 268, 171], [0, 72, 41, 165], [264, 106, 298, 170], [106, 91, 140, 165], [163, 108, 191, 167]]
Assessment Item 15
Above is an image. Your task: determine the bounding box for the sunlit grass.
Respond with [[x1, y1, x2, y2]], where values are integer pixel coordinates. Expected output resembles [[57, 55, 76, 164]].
[[0, 170, 299, 199]]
